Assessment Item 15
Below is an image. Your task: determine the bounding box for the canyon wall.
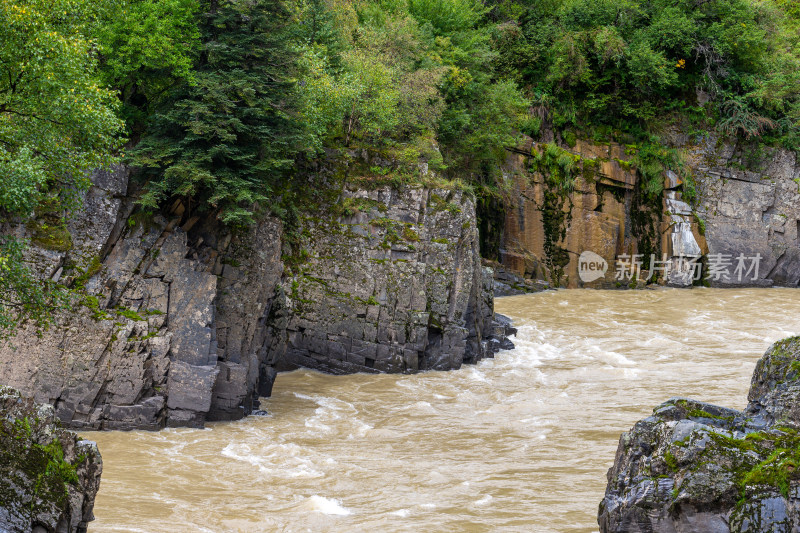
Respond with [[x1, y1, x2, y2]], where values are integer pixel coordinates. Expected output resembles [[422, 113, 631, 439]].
[[3, 135, 795, 430], [0, 161, 511, 430], [499, 138, 644, 289], [0, 164, 282, 429], [495, 134, 800, 289], [690, 136, 800, 287], [284, 187, 499, 374]]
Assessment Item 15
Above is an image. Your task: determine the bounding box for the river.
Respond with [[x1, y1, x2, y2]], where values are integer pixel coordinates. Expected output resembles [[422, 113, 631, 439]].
[[86, 288, 800, 532]]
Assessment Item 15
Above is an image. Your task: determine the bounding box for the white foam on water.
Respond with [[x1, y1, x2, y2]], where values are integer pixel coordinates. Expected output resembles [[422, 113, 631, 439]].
[[493, 338, 560, 370], [304, 417, 332, 433], [308, 495, 351, 516], [346, 419, 373, 440], [221, 443, 260, 468], [286, 464, 324, 478], [294, 393, 356, 414], [389, 508, 411, 517], [397, 400, 436, 415], [221, 442, 323, 478], [109, 518, 215, 533], [295, 393, 365, 437], [586, 345, 636, 366], [474, 495, 493, 506], [467, 367, 490, 383]]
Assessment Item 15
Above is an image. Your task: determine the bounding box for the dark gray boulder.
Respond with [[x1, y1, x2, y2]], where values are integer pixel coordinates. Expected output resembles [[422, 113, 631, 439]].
[[600, 336, 800, 533]]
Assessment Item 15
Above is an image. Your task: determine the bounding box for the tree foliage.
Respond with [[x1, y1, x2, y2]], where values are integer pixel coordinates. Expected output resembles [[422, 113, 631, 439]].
[[294, 0, 528, 178], [134, 0, 303, 226], [0, 0, 124, 217], [93, 0, 201, 127], [0, 238, 71, 340], [493, 0, 800, 144]]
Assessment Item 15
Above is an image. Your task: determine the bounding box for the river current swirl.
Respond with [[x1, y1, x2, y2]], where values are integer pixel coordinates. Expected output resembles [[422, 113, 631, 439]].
[[86, 288, 800, 532]]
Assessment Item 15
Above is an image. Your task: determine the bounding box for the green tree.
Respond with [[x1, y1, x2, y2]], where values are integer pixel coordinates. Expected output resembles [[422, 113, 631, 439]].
[[298, 49, 401, 146], [94, 0, 202, 128], [410, 0, 528, 175], [0, 0, 126, 340], [0, 0, 124, 217], [439, 77, 528, 174], [408, 0, 489, 34], [135, 0, 303, 226], [338, 50, 402, 146], [501, 0, 800, 142]]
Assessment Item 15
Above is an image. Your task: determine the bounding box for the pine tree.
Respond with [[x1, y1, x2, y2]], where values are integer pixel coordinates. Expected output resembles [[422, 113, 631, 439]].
[[135, 0, 302, 226]]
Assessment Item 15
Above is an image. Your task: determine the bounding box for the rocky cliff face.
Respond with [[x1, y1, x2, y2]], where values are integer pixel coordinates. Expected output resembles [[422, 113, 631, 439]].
[[0, 164, 511, 430], [0, 386, 102, 533], [498, 137, 705, 288], [494, 133, 800, 289], [284, 187, 502, 373], [691, 136, 800, 287], [599, 336, 800, 533], [500, 138, 640, 288], [0, 165, 284, 429]]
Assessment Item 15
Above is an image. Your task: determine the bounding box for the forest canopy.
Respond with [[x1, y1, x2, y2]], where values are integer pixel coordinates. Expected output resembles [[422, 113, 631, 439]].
[[2, 0, 798, 224]]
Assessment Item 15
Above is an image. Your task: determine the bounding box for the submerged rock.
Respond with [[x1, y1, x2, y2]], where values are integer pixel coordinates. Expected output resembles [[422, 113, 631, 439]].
[[0, 386, 102, 533], [599, 336, 800, 532]]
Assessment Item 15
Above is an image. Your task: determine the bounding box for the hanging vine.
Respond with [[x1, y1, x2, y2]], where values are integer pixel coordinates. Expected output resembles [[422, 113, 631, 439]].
[[528, 143, 583, 286]]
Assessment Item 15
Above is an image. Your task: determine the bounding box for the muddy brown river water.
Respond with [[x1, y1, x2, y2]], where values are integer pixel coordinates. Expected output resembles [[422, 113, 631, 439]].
[[86, 288, 800, 532]]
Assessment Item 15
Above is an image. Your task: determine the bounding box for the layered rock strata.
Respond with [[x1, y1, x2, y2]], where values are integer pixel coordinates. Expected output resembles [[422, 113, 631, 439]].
[[0, 166, 513, 430], [496, 133, 800, 288]]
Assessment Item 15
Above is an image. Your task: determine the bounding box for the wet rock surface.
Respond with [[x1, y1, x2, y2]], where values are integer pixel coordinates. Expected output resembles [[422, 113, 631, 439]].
[[0, 386, 102, 533], [599, 336, 800, 532], [689, 137, 800, 288], [499, 136, 706, 289], [497, 132, 800, 289], [488, 261, 550, 296]]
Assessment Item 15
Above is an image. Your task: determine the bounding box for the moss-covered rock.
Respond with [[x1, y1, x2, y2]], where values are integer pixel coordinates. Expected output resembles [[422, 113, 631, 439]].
[[599, 337, 800, 532], [0, 386, 102, 533]]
